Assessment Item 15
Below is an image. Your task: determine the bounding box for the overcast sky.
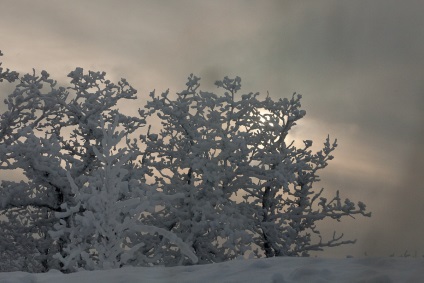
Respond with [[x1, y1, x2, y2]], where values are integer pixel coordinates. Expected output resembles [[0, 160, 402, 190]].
[[1, 0, 423, 257]]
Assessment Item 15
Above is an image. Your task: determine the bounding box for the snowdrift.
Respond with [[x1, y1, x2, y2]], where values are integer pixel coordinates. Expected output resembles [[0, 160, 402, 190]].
[[1, 257, 423, 283]]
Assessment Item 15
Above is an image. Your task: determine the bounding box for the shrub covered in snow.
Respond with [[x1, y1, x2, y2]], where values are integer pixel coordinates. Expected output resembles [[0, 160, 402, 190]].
[[0, 51, 370, 272]]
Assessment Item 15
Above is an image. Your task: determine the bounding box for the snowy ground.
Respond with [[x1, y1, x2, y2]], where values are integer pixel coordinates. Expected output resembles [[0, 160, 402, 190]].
[[1, 257, 423, 283]]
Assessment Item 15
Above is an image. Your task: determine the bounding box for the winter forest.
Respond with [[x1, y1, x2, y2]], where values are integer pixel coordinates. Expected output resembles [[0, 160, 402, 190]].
[[0, 51, 371, 273]]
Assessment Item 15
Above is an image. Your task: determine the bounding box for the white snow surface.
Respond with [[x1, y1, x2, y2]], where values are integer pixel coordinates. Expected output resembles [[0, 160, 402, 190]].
[[1, 257, 423, 283]]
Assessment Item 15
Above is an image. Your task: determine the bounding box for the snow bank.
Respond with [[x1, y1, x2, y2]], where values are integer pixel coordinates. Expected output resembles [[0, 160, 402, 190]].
[[1, 257, 423, 283]]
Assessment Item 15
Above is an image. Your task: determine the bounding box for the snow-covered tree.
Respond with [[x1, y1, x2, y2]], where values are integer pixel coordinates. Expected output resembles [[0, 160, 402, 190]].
[[142, 75, 371, 260], [141, 75, 255, 264], [0, 50, 370, 272], [0, 51, 146, 272], [50, 116, 197, 272], [239, 94, 371, 257]]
